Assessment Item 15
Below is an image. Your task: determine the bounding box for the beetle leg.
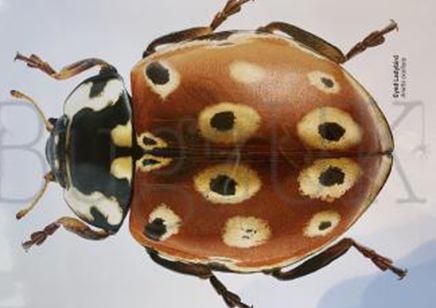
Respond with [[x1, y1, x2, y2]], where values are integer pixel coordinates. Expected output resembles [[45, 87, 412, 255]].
[[143, 27, 213, 57], [210, 275, 252, 308], [267, 238, 407, 281], [14, 52, 116, 80], [209, 0, 252, 31], [143, 0, 252, 57], [148, 250, 252, 308], [258, 22, 348, 64], [22, 217, 111, 252], [345, 20, 399, 61]]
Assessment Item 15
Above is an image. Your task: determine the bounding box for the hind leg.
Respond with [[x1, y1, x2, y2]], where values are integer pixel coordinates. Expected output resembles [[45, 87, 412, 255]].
[[148, 250, 252, 308], [266, 238, 407, 281]]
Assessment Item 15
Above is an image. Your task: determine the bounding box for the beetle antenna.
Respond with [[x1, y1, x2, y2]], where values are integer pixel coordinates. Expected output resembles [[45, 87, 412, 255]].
[[10, 90, 55, 132], [16, 172, 55, 220]]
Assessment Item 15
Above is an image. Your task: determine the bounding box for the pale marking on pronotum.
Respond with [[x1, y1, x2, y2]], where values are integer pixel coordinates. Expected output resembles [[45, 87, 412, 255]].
[[111, 121, 133, 148], [110, 156, 133, 183], [64, 187, 124, 226], [64, 79, 124, 117]]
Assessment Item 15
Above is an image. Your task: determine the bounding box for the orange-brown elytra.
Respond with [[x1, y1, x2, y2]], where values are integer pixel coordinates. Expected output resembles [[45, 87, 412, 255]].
[[13, 1, 405, 307]]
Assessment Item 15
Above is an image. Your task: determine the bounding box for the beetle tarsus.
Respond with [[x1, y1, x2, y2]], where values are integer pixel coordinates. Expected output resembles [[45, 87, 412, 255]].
[[22, 222, 60, 252], [210, 275, 253, 308], [210, 0, 253, 31], [352, 241, 408, 279], [15, 52, 57, 75], [142, 0, 253, 57], [14, 52, 114, 80], [22, 217, 111, 252], [345, 20, 399, 61]]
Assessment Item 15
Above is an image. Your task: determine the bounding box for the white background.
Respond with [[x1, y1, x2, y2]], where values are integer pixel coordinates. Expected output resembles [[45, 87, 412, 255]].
[[0, 0, 435, 307]]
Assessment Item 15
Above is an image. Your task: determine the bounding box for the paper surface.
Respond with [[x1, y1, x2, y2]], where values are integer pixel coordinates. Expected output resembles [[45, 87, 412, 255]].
[[0, 0, 435, 307]]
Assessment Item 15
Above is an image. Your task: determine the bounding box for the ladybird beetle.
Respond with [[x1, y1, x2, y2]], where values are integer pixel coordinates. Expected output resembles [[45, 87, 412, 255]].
[[13, 1, 406, 307]]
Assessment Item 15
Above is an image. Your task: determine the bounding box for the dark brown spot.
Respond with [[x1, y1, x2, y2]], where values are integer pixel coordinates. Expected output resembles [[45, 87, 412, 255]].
[[210, 111, 235, 131], [319, 167, 345, 187], [146, 62, 170, 85], [210, 175, 237, 196], [142, 159, 160, 167], [318, 122, 346, 141], [144, 218, 167, 241], [318, 221, 332, 231], [142, 136, 158, 147], [321, 77, 335, 88]]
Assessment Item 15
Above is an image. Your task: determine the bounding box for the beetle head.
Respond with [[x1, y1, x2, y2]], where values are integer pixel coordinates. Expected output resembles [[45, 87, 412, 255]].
[[45, 116, 69, 187], [11, 73, 133, 233]]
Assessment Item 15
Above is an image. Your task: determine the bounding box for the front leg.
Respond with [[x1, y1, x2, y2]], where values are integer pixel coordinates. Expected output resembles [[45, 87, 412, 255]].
[[22, 217, 111, 252], [148, 250, 252, 308], [15, 52, 116, 80]]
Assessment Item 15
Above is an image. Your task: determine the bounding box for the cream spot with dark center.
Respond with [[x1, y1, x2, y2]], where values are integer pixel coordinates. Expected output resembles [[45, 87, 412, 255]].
[[304, 211, 341, 237], [143, 61, 180, 100], [298, 158, 362, 202], [297, 107, 362, 150], [146, 204, 182, 241], [198, 103, 261, 144], [193, 163, 261, 204], [307, 71, 341, 94]]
